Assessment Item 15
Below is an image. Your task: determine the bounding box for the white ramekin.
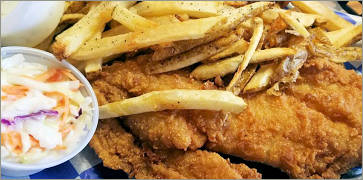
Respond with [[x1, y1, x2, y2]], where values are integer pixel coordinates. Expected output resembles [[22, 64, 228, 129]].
[[1, 1, 65, 47], [1, 46, 99, 176]]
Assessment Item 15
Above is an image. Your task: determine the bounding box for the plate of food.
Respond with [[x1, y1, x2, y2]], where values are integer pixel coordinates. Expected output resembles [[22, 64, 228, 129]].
[[1, 1, 362, 179]]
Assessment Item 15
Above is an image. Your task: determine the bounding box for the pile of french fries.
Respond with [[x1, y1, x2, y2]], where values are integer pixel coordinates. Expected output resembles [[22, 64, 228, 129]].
[[34, 1, 362, 118]]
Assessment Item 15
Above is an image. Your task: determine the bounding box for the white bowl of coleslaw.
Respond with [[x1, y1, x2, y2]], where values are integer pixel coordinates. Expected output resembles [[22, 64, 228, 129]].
[[1, 46, 99, 176]]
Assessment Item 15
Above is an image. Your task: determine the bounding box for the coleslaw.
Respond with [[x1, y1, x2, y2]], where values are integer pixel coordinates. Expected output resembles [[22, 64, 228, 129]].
[[1, 54, 92, 164]]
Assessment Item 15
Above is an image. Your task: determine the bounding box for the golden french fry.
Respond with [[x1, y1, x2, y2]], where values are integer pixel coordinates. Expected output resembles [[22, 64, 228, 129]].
[[261, 8, 326, 27], [240, 18, 253, 29], [99, 90, 246, 119], [233, 64, 258, 94], [146, 30, 240, 74], [291, 1, 353, 31], [76, 2, 101, 14], [251, 48, 296, 64], [192, 55, 244, 80], [85, 59, 102, 73], [216, 3, 236, 15], [112, 6, 158, 31], [209, 39, 249, 61], [224, 1, 248, 8], [150, 2, 273, 62], [60, 13, 85, 24], [326, 24, 362, 48], [175, 13, 190, 21], [328, 47, 362, 63], [227, 17, 263, 94], [221, 2, 272, 29], [80, 25, 104, 73], [147, 15, 181, 25], [151, 35, 218, 62], [191, 48, 295, 80], [243, 63, 277, 93], [310, 43, 362, 63], [279, 11, 310, 38], [70, 16, 226, 60], [102, 25, 131, 37], [132, 1, 220, 18], [52, 2, 117, 59]]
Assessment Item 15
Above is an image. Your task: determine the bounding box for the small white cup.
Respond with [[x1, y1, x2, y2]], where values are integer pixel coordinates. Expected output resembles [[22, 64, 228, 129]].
[[1, 1, 65, 47], [1, 46, 99, 177]]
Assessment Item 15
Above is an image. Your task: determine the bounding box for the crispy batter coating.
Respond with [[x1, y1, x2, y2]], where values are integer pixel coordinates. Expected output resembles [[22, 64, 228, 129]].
[[88, 58, 214, 99], [90, 119, 261, 179], [208, 58, 362, 178], [125, 110, 207, 150], [88, 59, 221, 151], [90, 57, 362, 178]]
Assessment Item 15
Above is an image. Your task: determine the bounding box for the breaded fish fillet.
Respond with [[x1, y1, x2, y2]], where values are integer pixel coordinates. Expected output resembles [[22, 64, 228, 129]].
[[89, 57, 362, 178], [88, 59, 221, 151], [208, 58, 362, 178], [89, 119, 261, 179]]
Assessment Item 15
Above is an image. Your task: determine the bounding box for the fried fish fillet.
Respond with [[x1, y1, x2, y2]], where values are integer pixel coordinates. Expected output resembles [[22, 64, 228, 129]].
[[88, 59, 222, 151], [89, 118, 261, 179], [207, 58, 362, 178], [126, 110, 230, 150], [89, 57, 362, 178]]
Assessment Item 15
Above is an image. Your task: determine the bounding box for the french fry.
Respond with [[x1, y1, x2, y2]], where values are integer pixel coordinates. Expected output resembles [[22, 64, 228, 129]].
[[209, 39, 249, 61], [175, 13, 190, 21], [85, 59, 102, 73], [132, 1, 220, 18], [290, 11, 326, 27], [221, 2, 272, 30], [251, 48, 296, 64], [70, 16, 226, 60], [279, 11, 310, 38], [150, 35, 218, 62], [192, 55, 244, 80], [224, 1, 248, 8], [291, 1, 353, 31], [146, 30, 240, 74], [83, 25, 104, 73], [60, 13, 85, 24], [243, 63, 277, 93], [326, 24, 362, 48], [241, 18, 253, 29], [227, 17, 263, 94], [233, 64, 258, 94], [77, 1, 101, 14], [102, 25, 131, 37], [216, 3, 235, 15], [99, 90, 246, 119], [309, 43, 362, 63], [261, 9, 326, 27], [52, 2, 117, 59], [112, 6, 158, 32], [328, 47, 362, 63], [150, 2, 273, 62], [147, 15, 181, 25], [191, 48, 295, 80]]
